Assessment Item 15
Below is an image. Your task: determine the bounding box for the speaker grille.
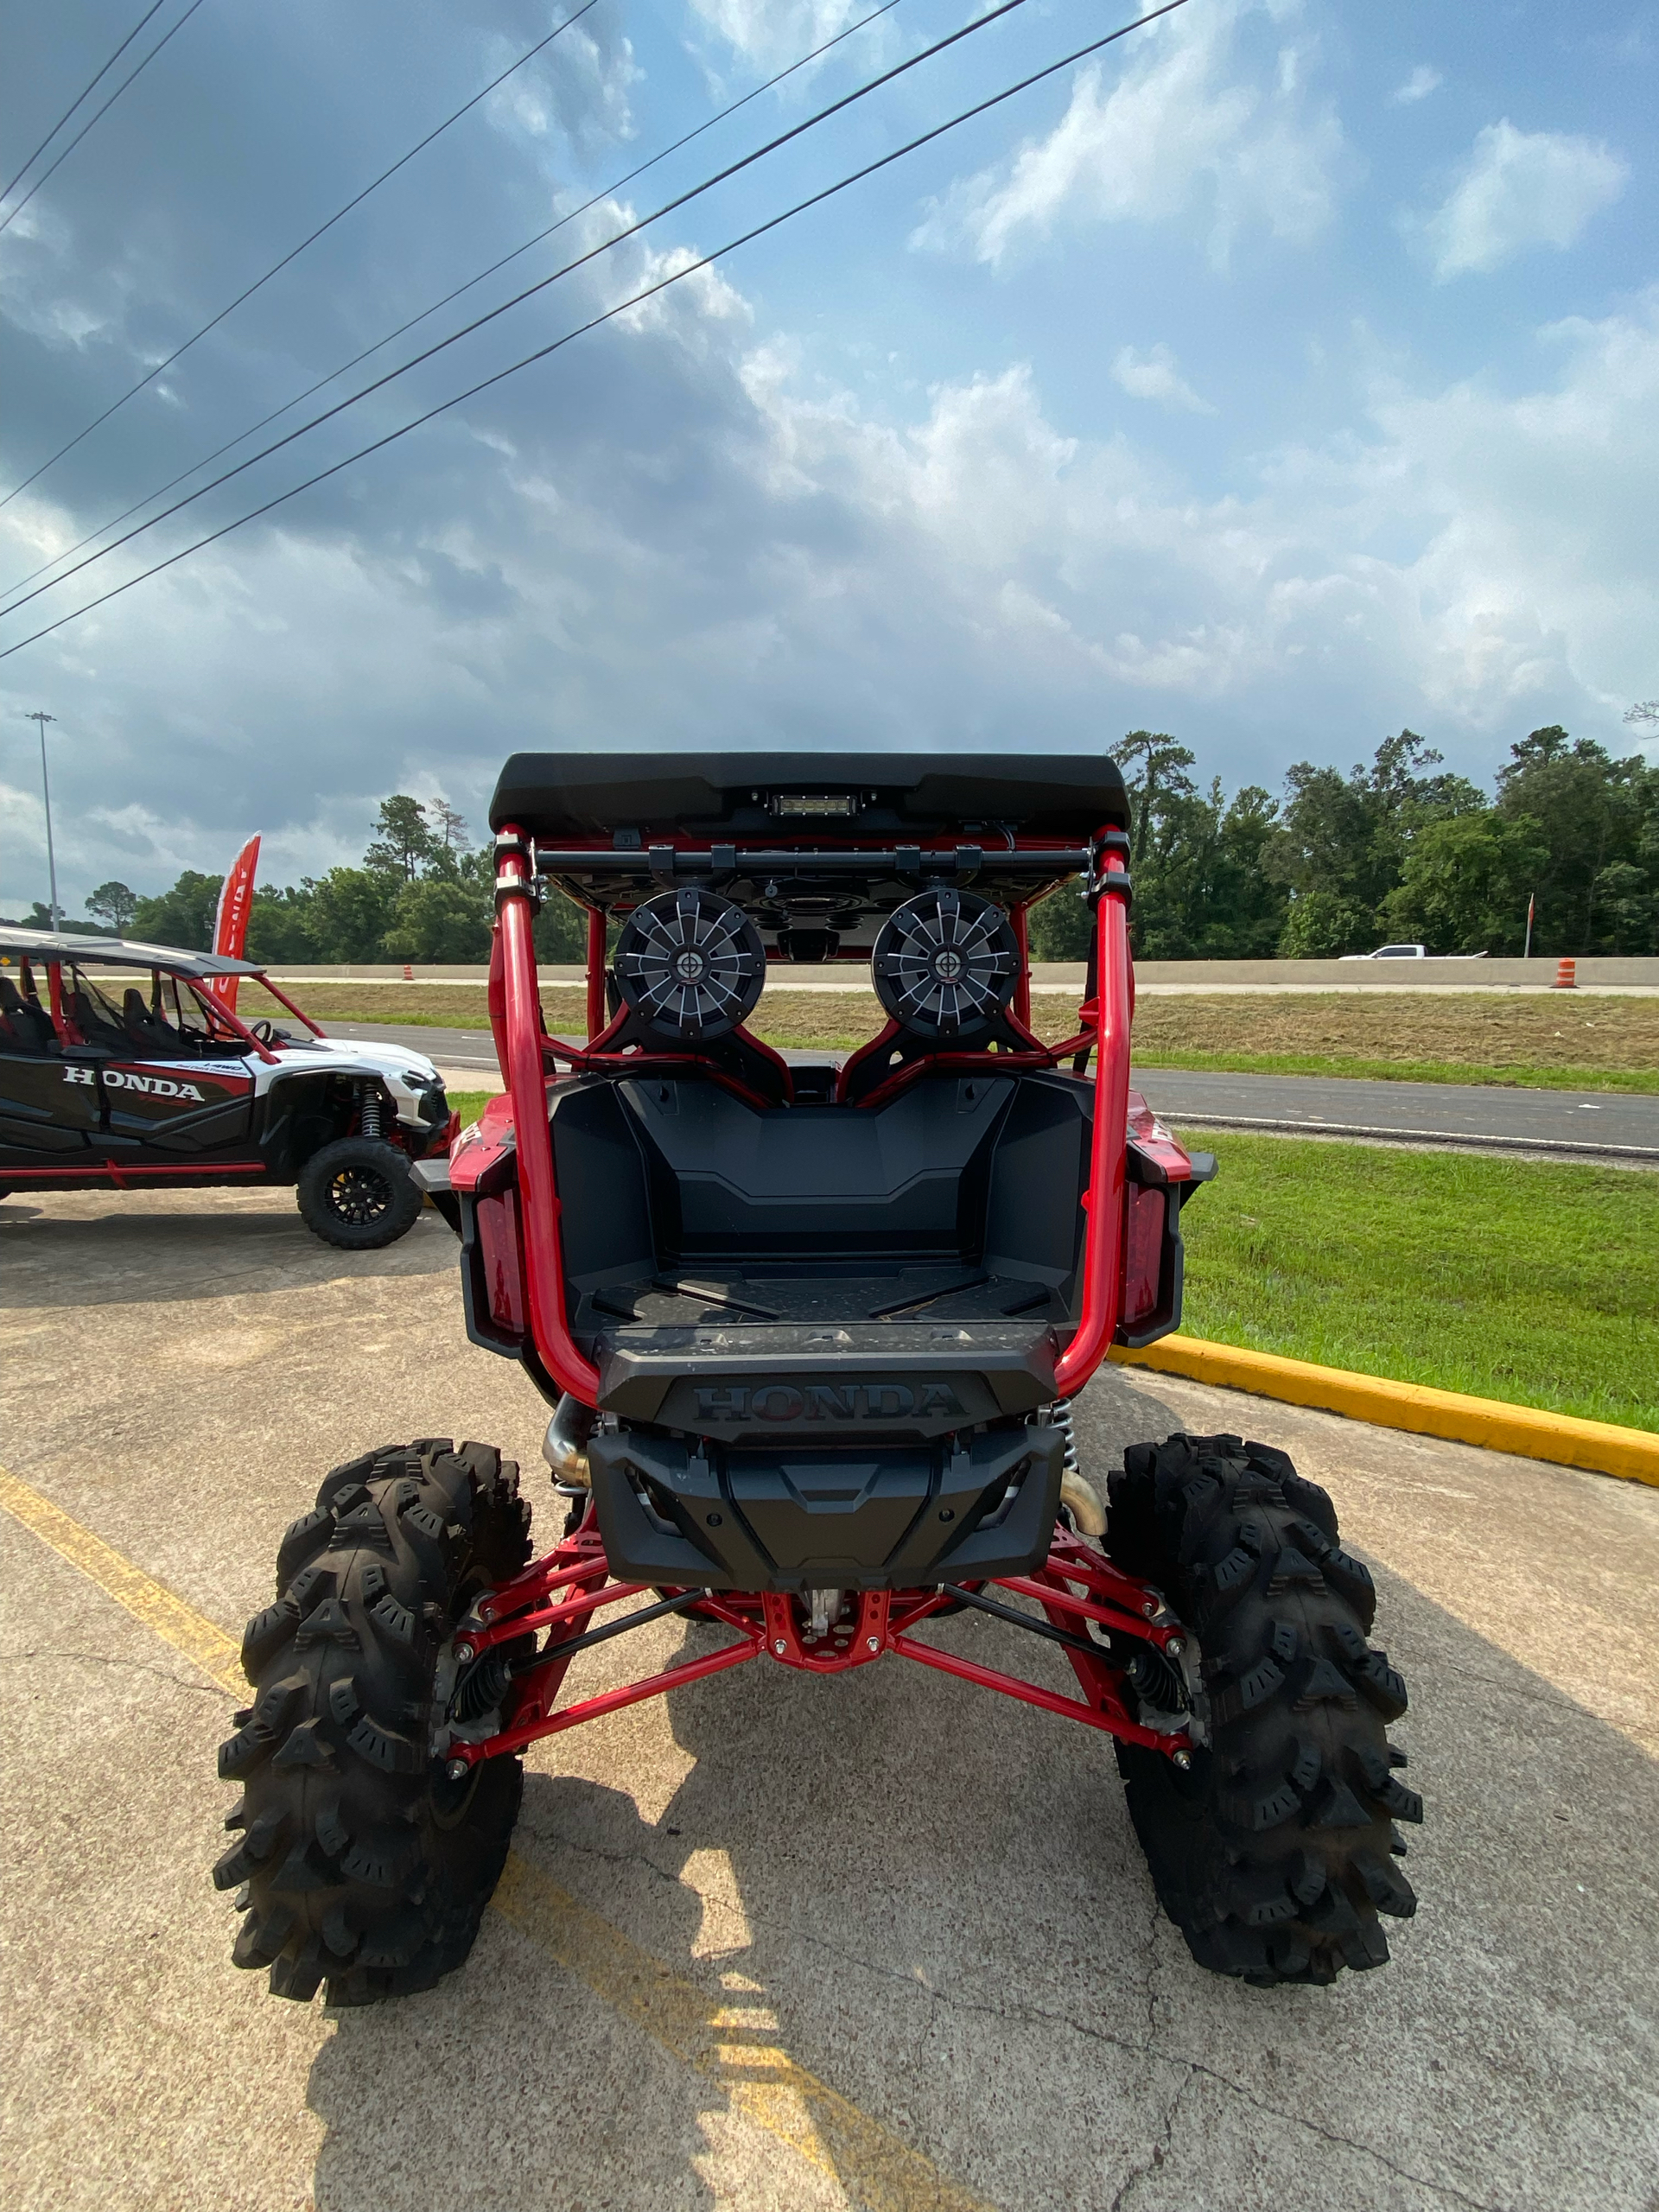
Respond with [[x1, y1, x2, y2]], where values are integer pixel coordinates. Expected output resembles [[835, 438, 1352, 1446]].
[[871, 889, 1019, 1039], [613, 888, 766, 1042]]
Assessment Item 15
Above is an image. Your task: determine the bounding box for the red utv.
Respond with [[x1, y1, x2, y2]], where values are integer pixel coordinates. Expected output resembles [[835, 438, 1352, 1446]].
[[218, 755, 1420, 2002]]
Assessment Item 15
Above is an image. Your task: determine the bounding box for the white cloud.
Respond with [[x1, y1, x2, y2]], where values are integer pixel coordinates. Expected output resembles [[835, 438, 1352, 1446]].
[[687, 0, 869, 72], [4, 0, 1656, 920], [1391, 66, 1442, 105], [11, 287, 1655, 914], [1422, 120, 1629, 278], [912, 1, 1347, 270], [486, 25, 639, 151], [1111, 343, 1216, 414]]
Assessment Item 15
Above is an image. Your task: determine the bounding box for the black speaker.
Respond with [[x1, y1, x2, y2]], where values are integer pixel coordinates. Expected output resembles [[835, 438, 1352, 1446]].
[[871, 888, 1019, 1039], [612, 888, 766, 1042]]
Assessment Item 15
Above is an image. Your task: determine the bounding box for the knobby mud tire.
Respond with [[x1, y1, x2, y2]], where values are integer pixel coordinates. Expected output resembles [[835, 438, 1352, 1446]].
[[215, 1438, 532, 2004], [1107, 1432, 1421, 1986]]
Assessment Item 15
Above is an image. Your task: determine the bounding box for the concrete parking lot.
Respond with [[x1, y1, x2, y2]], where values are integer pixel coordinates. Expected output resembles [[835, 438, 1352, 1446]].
[[2, 1187, 1656, 2212]]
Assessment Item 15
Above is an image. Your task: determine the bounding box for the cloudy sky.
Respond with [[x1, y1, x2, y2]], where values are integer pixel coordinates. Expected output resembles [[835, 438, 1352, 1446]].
[[0, 0, 1654, 913]]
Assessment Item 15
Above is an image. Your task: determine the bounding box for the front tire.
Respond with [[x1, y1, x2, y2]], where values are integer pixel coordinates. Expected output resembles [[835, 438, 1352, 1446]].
[[1107, 1433, 1421, 1986], [215, 1438, 531, 2004], [296, 1135, 423, 1249]]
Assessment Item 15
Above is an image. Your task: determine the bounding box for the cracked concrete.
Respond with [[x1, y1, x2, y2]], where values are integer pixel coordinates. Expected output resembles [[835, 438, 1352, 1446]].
[[2, 1185, 1656, 2212]]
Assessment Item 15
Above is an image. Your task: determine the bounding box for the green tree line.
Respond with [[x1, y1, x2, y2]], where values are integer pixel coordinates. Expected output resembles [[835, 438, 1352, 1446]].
[[10, 726, 1656, 964], [1028, 725, 1659, 961], [4, 796, 585, 963]]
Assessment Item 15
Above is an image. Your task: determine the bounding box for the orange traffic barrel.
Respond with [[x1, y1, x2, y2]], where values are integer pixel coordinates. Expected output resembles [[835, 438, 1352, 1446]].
[[1554, 957, 1576, 988]]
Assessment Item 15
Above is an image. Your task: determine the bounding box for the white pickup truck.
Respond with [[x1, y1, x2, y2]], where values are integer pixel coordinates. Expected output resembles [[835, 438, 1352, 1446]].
[[1340, 944, 1489, 960]]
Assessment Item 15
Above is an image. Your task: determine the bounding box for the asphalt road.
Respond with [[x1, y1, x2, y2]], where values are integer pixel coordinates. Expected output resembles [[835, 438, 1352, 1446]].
[[331, 1018, 1659, 1163], [2, 1185, 1656, 2211], [1131, 1065, 1659, 1163]]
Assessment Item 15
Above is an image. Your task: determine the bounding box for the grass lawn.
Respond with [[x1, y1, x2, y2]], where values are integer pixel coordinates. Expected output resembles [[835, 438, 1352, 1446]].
[[1173, 1133, 1659, 1433], [277, 982, 1659, 1090]]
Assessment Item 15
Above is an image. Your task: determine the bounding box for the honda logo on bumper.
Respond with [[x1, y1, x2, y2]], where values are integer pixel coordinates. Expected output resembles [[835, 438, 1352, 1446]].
[[695, 1382, 966, 1422]]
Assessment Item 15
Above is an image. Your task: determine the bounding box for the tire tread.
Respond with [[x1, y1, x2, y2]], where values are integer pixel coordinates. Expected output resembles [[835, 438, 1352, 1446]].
[[1106, 1432, 1420, 1987]]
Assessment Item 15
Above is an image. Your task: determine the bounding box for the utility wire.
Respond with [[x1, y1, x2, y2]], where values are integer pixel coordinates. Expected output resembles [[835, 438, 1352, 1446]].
[[0, 0, 601, 510], [2, 0, 1061, 620], [0, 0, 904, 606], [0, 0, 1190, 665], [0, 0, 208, 239], [0, 0, 172, 208]]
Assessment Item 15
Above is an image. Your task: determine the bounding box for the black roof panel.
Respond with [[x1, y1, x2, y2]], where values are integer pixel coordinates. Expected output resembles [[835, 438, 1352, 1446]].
[[490, 752, 1128, 839]]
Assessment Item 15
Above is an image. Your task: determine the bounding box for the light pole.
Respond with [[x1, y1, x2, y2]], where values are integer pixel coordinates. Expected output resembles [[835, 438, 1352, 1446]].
[[23, 710, 60, 930]]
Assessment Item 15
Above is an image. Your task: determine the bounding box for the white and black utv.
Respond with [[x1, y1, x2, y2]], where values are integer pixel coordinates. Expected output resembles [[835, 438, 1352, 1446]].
[[0, 926, 453, 1248]]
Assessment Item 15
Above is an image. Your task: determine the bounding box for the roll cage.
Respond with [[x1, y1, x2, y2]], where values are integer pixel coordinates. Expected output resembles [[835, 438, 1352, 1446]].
[[470, 753, 1155, 1410], [0, 928, 323, 1065]]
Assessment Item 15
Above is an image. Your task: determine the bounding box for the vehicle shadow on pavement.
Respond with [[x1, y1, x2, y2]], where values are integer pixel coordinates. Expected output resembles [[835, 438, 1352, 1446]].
[[302, 1540, 1659, 2212], [0, 1200, 457, 1308]]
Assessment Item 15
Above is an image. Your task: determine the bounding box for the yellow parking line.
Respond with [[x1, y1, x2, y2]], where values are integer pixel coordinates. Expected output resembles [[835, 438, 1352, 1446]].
[[0, 1462, 995, 2212], [492, 1853, 991, 2212], [0, 1463, 244, 1687]]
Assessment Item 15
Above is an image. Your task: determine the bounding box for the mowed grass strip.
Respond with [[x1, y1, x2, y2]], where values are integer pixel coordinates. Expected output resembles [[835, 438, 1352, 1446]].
[[1123, 991, 1659, 1094], [447, 1090, 497, 1128], [283, 982, 1659, 1090], [1173, 1133, 1659, 1433], [289, 983, 887, 1051]]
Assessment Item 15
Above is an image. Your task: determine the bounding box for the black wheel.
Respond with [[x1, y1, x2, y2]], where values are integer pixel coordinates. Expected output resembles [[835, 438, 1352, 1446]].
[[1106, 1433, 1421, 1986], [215, 1438, 533, 2004], [296, 1136, 423, 1249]]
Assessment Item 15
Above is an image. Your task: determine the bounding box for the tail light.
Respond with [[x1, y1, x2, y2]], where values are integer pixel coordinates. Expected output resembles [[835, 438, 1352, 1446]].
[[475, 1187, 526, 1334], [1122, 1185, 1167, 1329]]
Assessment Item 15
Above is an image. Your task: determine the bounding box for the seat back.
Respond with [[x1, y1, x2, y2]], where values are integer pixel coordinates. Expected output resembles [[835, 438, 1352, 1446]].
[[0, 975, 57, 1052], [549, 1068, 1093, 1294]]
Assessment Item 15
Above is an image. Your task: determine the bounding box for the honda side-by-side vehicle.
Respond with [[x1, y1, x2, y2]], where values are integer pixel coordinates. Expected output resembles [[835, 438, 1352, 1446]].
[[216, 754, 1421, 2003], [0, 927, 453, 1246]]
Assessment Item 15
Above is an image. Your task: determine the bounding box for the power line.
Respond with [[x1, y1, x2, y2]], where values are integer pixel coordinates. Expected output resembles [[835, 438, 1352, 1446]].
[[0, 0, 1191, 666], [0, 0, 210, 239], [0, 0, 602, 511], [2, 0, 1058, 620], [0, 0, 172, 208], [0, 0, 905, 607]]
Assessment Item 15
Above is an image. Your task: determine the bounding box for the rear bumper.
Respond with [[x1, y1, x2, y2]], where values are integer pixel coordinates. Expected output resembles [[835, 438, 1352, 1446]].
[[588, 1421, 1065, 1593]]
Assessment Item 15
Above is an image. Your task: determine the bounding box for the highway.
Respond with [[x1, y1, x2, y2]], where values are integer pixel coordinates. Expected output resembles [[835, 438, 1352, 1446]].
[[326, 1018, 1659, 1165], [1132, 1065, 1659, 1164]]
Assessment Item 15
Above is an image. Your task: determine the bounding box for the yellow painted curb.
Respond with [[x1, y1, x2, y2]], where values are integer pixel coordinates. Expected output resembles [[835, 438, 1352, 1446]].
[[1108, 1336, 1659, 1488]]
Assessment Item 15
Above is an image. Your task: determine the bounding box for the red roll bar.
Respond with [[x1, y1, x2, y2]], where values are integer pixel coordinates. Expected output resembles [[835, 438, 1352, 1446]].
[[1009, 899, 1032, 1027], [248, 970, 325, 1038], [1052, 846, 1133, 1397], [496, 830, 601, 1402], [492, 823, 1133, 1408], [585, 908, 607, 1042]]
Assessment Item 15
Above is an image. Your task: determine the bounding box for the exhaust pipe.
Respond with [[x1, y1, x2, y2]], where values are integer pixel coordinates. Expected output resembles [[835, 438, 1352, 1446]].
[[542, 1394, 596, 1489]]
